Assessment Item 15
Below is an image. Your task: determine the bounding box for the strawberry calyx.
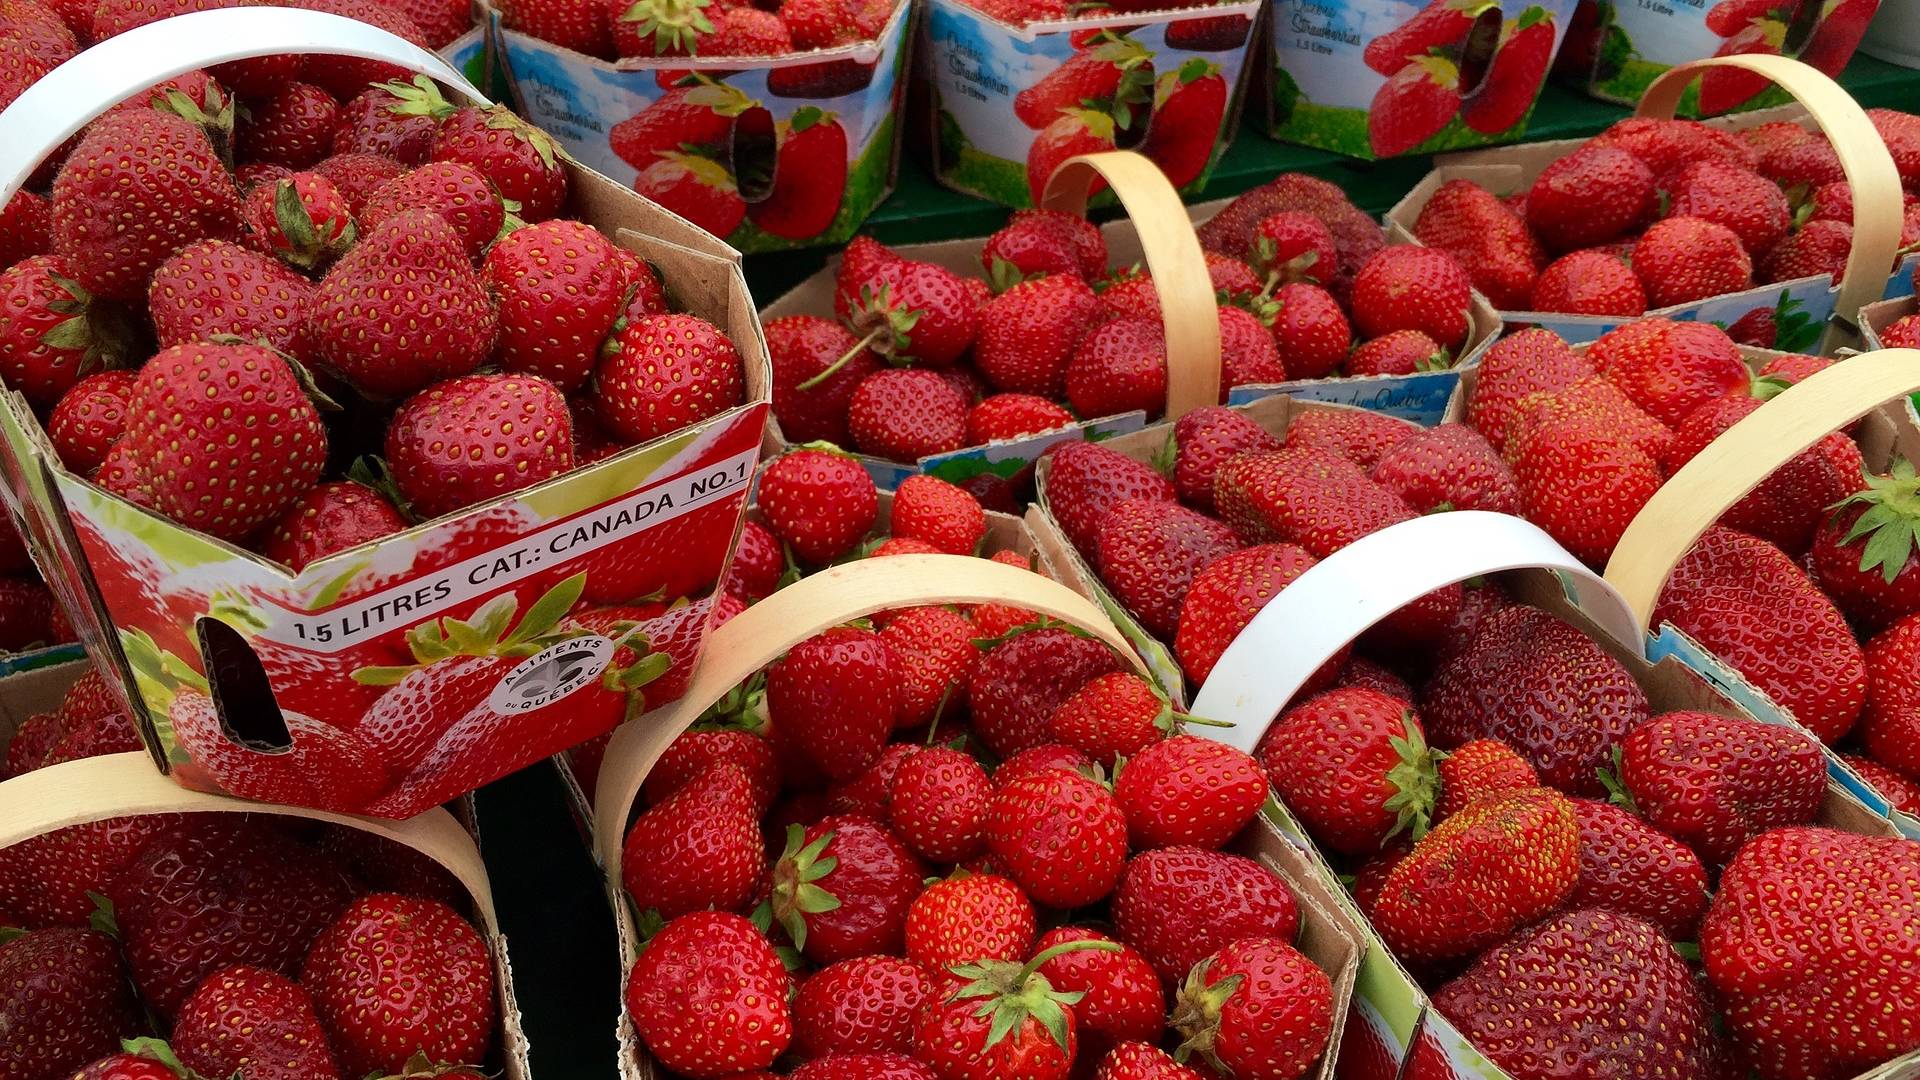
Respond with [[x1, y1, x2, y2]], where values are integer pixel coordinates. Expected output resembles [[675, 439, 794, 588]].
[[695, 670, 768, 732], [1830, 460, 1920, 584], [156, 85, 236, 166], [759, 823, 841, 952], [1598, 745, 1640, 814], [371, 1050, 492, 1079], [37, 270, 134, 372], [0, 926, 23, 945], [118, 1038, 191, 1078], [265, 178, 357, 271], [352, 573, 590, 686], [480, 104, 572, 170], [1416, 346, 1454, 373], [618, 0, 717, 55], [1381, 712, 1442, 843], [1750, 373, 1794, 401], [379, 75, 459, 122], [845, 282, 925, 365], [945, 938, 1120, 1051], [1170, 958, 1245, 1073]]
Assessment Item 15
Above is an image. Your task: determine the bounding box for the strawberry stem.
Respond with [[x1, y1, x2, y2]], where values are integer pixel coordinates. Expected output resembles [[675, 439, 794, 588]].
[[798, 326, 886, 391]]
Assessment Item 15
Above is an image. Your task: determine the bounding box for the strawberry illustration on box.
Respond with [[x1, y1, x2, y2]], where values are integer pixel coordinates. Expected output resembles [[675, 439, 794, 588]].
[[1267, 0, 1579, 159], [925, 0, 1263, 207], [0, 9, 771, 820], [486, 0, 913, 251]]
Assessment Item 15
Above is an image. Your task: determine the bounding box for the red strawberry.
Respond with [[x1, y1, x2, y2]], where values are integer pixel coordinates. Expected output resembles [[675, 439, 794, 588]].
[[1112, 847, 1299, 985], [888, 746, 992, 863], [1066, 317, 1168, 420], [481, 219, 629, 392], [237, 82, 337, 170], [905, 872, 1036, 972], [749, 107, 848, 241], [1041, 440, 1176, 556], [969, 625, 1127, 758], [1508, 407, 1663, 567], [1365, 0, 1477, 74], [147, 239, 313, 360], [384, 372, 573, 521], [1843, 752, 1920, 814], [1283, 408, 1416, 471], [765, 815, 926, 962], [910, 938, 1121, 1080], [1218, 303, 1288, 391], [794, 955, 934, 1059], [767, 314, 881, 445], [1410, 179, 1542, 310], [1465, 327, 1592, 451], [1811, 467, 1920, 631], [359, 161, 505, 261], [1762, 218, 1854, 284], [621, 761, 764, 918], [1264, 281, 1352, 380], [1034, 926, 1165, 1053], [1264, 687, 1444, 854], [1529, 249, 1646, 315], [312, 152, 407, 215], [1248, 210, 1337, 288], [879, 605, 981, 731], [51, 109, 239, 301], [1213, 447, 1422, 560], [173, 965, 341, 1080], [1171, 937, 1333, 1080], [0, 927, 139, 1080], [836, 253, 980, 369], [1175, 543, 1328, 687], [421, 104, 569, 223], [986, 766, 1128, 908], [1049, 671, 1175, 767], [633, 151, 746, 238], [1668, 392, 1863, 554], [848, 368, 968, 461], [1369, 423, 1516, 514], [498, 0, 612, 53], [760, 447, 877, 564], [1166, 406, 1283, 512], [890, 475, 985, 554], [0, 255, 130, 409], [974, 272, 1103, 397], [0, 190, 52, 268], [1369, 57, 1461, 158], [610, 86, 740, 173], [1096, 498, 1241, 640], [1568, 797, 1709, 937], [981, 208, 1107, 284], [640, 728, 779, 813], [1433, 738, 1537, 819], [994, 744, 1092, 788], [1586, 317, 1747, 428], [1027, 110, 1117, 206], [1347, 329, 1448, 376], [1461, 7, 1554, 134], [1635, 216, 1753, 307], [1014, 38, 1148, 129], [769, 626, 899, 780], [1350, 245, 1472, 348], [1665, 159, 1791, 256], [331, 88, 436, 165], [594, 311, 742, 443], [1142, 62, 1228, 190], [240, 173, 353, 272], [1526, 145, 1654, 252], [1095, 1043, 1207, 1079], [1655, 527, 1866, 743], [626, 911, 792, 1075], [1113, 734, 1264, 850], [1617, 709, 1825, 864]]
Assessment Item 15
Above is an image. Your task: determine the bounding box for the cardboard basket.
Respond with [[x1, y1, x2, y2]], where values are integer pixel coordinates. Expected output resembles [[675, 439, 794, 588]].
[[0, 7, 772, 820], [0, 659, 532, 1079], [922, 0, 1264, 207], [585, 552, 1364, 1080], [1264, 0, 1581, 159], [1385, 56, 1908, 349], [1173, 508, 1918, 1079]]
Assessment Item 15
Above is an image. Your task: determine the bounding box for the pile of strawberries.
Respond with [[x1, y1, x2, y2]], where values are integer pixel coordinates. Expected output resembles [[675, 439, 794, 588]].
[[954, 0, 1241, 29], [0, 670, 500, 1080], [0, 39, 746, 561], [611, 448, 1340, 1080], [501, 0, 893, 62], [772, 174, 1477, 498], [1412, 113, 1920, 339]]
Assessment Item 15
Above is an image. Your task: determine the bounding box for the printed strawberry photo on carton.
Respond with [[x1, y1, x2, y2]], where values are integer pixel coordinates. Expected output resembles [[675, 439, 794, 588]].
[[1266, 0, 1579, 160], [486, 0, 914, 252], [1387, 55, 1920, 346], [0, 8, 772, 821], [924, 0, 1264, 207]]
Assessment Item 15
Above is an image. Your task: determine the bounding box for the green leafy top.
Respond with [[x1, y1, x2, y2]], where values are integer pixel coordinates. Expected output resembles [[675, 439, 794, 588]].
[[945, 938, 1120, 1052], [1831, 460, 1920, 584], [758, 823, 841, 952], [1381, 712, 1442, 843]]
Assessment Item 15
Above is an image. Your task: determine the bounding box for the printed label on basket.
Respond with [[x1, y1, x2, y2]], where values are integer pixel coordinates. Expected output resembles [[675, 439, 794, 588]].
[[490, 635, 618, 714], [1229, 370, 1461, 423]]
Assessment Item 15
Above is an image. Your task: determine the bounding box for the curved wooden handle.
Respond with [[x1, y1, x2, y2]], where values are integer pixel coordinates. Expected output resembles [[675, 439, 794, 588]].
[[590, 553, 1144, 878], [1187, 511, 1638, 754], [1041, 152, 1221, 420], [1604, 348, 1920, 629], [0, 751, 499, 929], [0, 6, 487, 212], [1639, 55, 1901, 331]]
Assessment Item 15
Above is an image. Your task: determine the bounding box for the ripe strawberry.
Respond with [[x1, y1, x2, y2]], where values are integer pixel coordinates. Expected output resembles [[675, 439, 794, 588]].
[[236, 82, 337, 170], [1811, 468, 1920, 631], [1213, 447, 1423, 559], [1365, 0, 1476, 73], [0, 190, 51, 268], [747, 107, 847, 242], [1346, 329, 1448, 376], [626, 911, 792, 1075], [359, 161, 505, 261], [1218, 303, 1288, 391], [1588, 317, 1747, 428], [1507, 372, 1674, 466], [1096, 1042, 1208, 1079], [1669, 392, 1862, 554], [766, 314, 879, 445], [1265, 281, 1352, 379], [479, 219, 628, 392], [1369, 57, 1461, 158], [1172, 937, 1332, 1080], [974, 272, 1102, 397], [1410, 178, 1543, 310], [1027, 109, 1118, 205], [1567, 797, 1709, 937], [52, 109, 239, 301], [331, 88, 436, 166], [1762, 218, 1854, 284], [981, 208, 1107, 283], [1041, 440, 1176, 556], [794, 955, 933, 1059], [1461, 7, 1554, 134], [880, 605, 980, 730], [986, 766, 1128, 908], [1063, 317, 1166, 419], [384, 372, 572, 521], [147, 240, 312, 363], [0, 927, 139, 1080], [1465, 327, 1592, 450], [1262, 687, 1439, 854], [1368, 422, 1517, 514], [621, 760, 763, 918], [1701, 827, 1920, 1079], [594, 311, 743, 443], [887, 475, 984, 555], [769, 626, 898, 780], [1283, 407, 1416, 471], [423, 103, 569, 223], [1114, 734, 1264, 850], [836, 251, 979, 368], [766, 816, 925, 963], [1665, 159, 1791, 255], [1034, 926, 1164, 1053], [1175, 543, 1327, 687], [994, 744, 1092, 788], [1618, 709, 1824, 864], [0, 255, 130, 409], [312, 152, 408, 215], [1112, 847, 1299, 985], [1049, 671, 1174, 766], [1246, 210, 1337, 289], [1760, 134, 1846, 190], [1165, 407, 1282, 512], [1525, 145, 1656, 253], [172, 964, 341, 1080], [1350, 245, 1472, 348], [887, 746, 992, 863], [1508, 407, 1662, 567], [783, 0, 886, 50], [1636, 216, 1753, 307], [1843, 752, 1920, 815], [1142, 63, 1229, 190], [1095, 498, 1241, 640], [1528, 248, 1646, 315], [499, 0, 611, 55], [969, 625, 1127, 758], [905, 872, 1037, 973], [760, 447, 877, 564], [1433, 910, 1720, 1078], [1656, 526, 1866, 743], [258, 479, 406, 570], [847, 368, 968, 461], [911, 938, 1122, 1080], [240, 173, 354, 272], [1373, 787, 1578, 961]]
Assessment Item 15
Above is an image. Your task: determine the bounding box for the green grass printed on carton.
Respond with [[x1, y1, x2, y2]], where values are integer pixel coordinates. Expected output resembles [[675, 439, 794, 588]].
[[1588, 56, 1796, 115], [1272, 99, 1545, 158], [727, 112, 900, 252]]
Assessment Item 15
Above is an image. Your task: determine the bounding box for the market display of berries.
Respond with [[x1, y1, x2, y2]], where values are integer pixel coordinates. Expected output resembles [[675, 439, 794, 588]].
[[499, 0, 893, 63], [1412, 112, 1920, 330]]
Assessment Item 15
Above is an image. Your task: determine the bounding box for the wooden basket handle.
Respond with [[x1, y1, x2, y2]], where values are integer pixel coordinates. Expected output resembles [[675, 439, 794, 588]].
[[1041, 152, 1221, 420], [1605, 347, 1920, 630]]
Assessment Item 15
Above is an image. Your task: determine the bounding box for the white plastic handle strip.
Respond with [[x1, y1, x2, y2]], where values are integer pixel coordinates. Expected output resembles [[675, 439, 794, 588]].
[[1188, 511, 1638, 754], [0, 5, 487, 209]]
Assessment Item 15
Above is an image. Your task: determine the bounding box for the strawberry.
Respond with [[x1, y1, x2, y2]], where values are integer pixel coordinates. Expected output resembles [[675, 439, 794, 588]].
[[0, 190, 52, 268], [1811, 466, 1920, 630], [905, 873, 1036, 972], [1368, 57, 1461, 158], [1214, 447, 1424, 560], [1334, 656, 1413, 701], [1410, 179, 1543, 309], [1669, 392, 1862, 554], [789, 1053, 937, 1079], [1433, 910, 1720, 1078], [404, 103, 569, 223], [1617, 709, 1824, 863], [358, 161, 505, 261], [1175, 543, 1328, 687], [848, 368, 968, 461], [969, 625, 1127, 758], [173, 965, 341, 1080], [1365, 0, 1477, 74], [1460, 7, 1554, 135], [1050, 671, 1175, 767], [1247, 210, 1337, 289], [1372, 787, 1578, 961], [147, 239, 311, 358], [1701, 827, 1920, 1079], [1433, 738, 1536, 819], [1845, 752, 1920, 814], [1114, 734, 1264, 850], [760, 447, 877, 564], [633, 151, 746, 238], [1012, 39, 1144, 130], [1349, 245, 1472, 348], [1065, 317, 1168, 419], [1165, 406, 1283, 512], [1529, 249, 1646, 315], [974, 272, 1102, 397], [1636, 215, 1752, 307], [781, 0, 879, 49], [880, 605, 981, 730], [1588, 317, 1747, 428], [0, 927, 139, 1080], [1525, 145, 1654, 252], [1762, 218, 1854, 284], [890, 475, 985, 555], [981, 208, 1107, 284], [1034, 926, 1164, 1052], [1507, 371, 1674, 463], [499, 0, 612, 56], [1507, 406, 1662, 567], [1465, 327, 1592, 451], [1346, 329, 1448, 376], [0, 255, 130, 409], [1095, 498, 1241, 640], [1095, 1042, 1208, 1079], [1568, 797, 1709, 937], [767, 314, 880, 445], [384, 372, 573, 521], [1172, 937, 1332, 1080], [888, 746, 992, 863], [986, 766, 1128, 908], [1283, 408, 1416, 471], [107, 818, 355, 1019], [769, 626, 899, 780], [1027, 110, 1117, 207], [1218, 303, 1288, 390], [51, 108, 240, 301], [1760, 134, 1846, 191], [479, 219, 628, 392], [1041, 440, 1176, 556], [1197, 176, 1386, 301], [765, 815, 924, 964], [240, 173, 354, 272], [332, 88, 437, 166], [1262, 687, 1439, 854], [639, 728, 779, 813], [306, 209, 497, 399], [994, 744, 1092, 787], [1368, 423, 1517, 514], [1665, 159, 1791, 256], [1655, 527, 1866, 743], [1112, 847, 1298, 986], [621, 760, 763, 918], [236, 82, 337, 170], [1264, 281, 1352, 379], [312, 153, 408, 216], [910, 938, 1123, 1080], [626, 911, 792, 1076], [794, 955, 934, 1059], [749, 107, 847, 241], [836, 253, 979, 369], [593, 311, 742, 443], [1142, 62, 1228, 190]]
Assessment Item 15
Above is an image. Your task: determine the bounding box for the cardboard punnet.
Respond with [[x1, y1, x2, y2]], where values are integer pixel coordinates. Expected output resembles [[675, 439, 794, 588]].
[[0, 7, 772, 820], [1385, 55, 1908, 349], [1264, 0, 1580, 159], [584, 553, 1365, 1080], [1157, 506, 1920, 1079], [923, 0, 1264, 207], [0, 659, 533, 1079], [488, 0, 915, 251]]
